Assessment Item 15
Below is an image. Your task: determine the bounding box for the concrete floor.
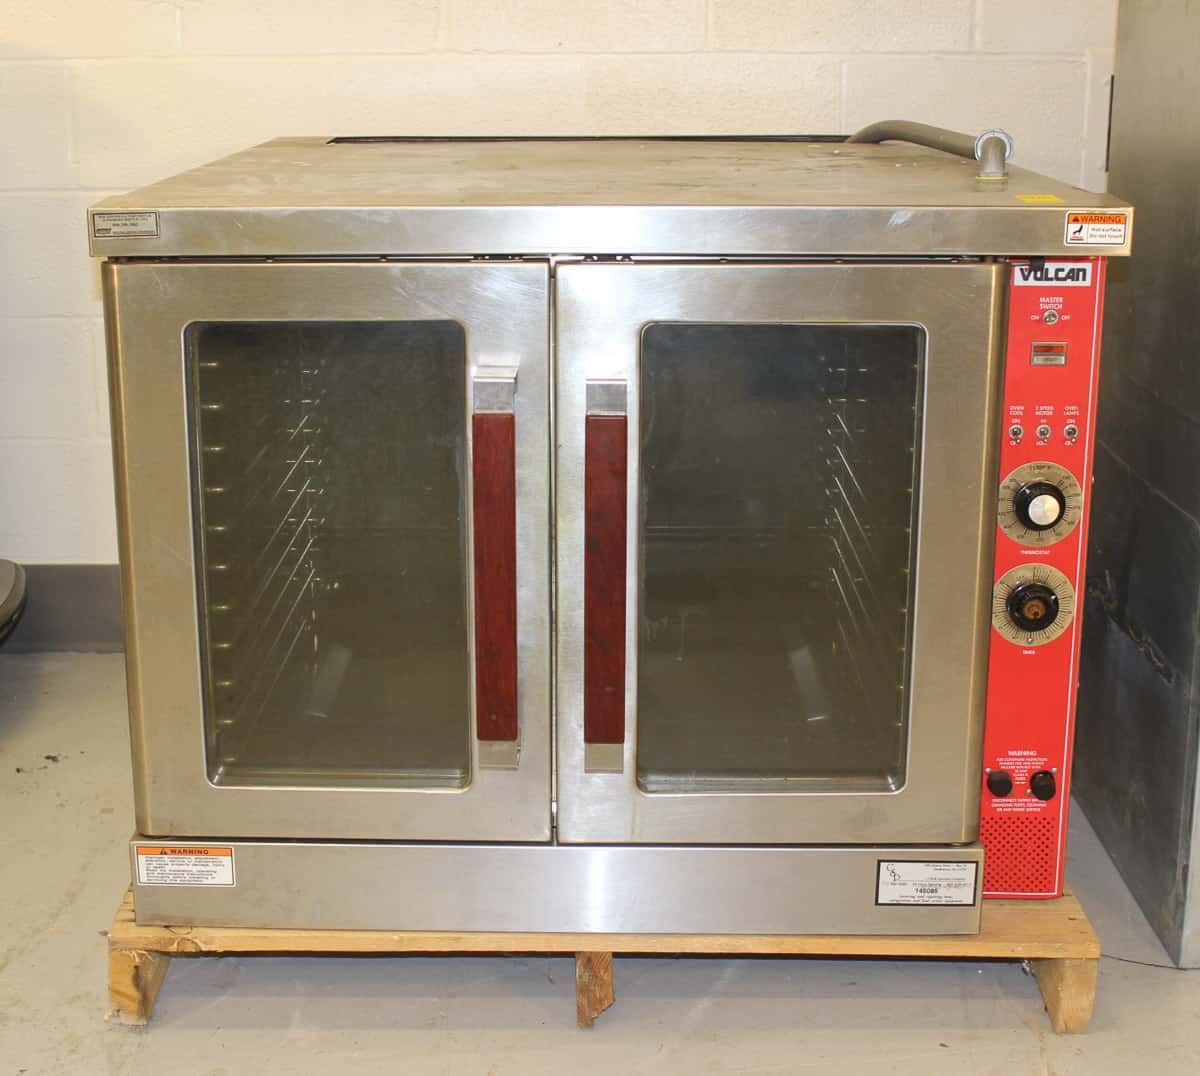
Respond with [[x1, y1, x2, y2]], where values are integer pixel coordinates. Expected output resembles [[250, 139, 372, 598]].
[[1, 653, 1197, 1075]]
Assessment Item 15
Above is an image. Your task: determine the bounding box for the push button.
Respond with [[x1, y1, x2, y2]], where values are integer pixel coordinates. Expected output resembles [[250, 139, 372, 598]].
[[1029, 770, 1057, 801], [986, 770, 1014, 797]]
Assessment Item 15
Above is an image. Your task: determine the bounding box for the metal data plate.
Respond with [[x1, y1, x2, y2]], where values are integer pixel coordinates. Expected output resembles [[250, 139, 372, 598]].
[[88, 137, 1133, 258]]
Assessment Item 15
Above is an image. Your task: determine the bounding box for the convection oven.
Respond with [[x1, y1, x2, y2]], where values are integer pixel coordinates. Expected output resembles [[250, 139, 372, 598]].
[[89, 126, 1132, 934]]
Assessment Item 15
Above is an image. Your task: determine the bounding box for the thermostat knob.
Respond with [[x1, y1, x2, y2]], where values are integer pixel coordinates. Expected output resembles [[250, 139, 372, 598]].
[[1014, 481, 1066, 530], [997, 462, 1082, 548], [1006, 582, 1060, 633]]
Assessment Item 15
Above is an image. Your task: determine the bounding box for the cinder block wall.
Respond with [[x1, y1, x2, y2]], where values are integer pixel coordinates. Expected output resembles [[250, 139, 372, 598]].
[[1, 0, 1115, 565]]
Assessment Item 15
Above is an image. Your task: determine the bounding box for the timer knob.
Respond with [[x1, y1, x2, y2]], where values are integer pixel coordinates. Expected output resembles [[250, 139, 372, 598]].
[[1013, 481, 1066, 531], [1006, 581, 1061, 634], [992, 564, 1075, 647]]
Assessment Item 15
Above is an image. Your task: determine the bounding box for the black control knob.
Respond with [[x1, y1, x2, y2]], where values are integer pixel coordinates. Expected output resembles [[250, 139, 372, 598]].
[[1006, 582, 1061, 634], [1029, 770, 1057, 801], [1013, 481, 1067, 531], [986, 770, 1014, 797]]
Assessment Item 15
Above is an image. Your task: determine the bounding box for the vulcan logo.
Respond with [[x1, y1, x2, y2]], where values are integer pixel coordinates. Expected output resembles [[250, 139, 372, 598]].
[[1013, 261, 1092, 287]]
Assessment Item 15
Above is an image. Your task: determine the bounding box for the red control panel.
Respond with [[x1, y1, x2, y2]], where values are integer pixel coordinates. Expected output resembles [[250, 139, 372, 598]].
[[980, 257, 1106, 898]]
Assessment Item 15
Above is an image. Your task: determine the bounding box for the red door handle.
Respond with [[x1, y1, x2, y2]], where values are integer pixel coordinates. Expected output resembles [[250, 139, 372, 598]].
[[584, 404, 628, 745], [472, 410, 518, 742]]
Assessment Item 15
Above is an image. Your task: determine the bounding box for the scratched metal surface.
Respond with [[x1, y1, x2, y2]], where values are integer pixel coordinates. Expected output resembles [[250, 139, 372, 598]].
[[87, 136, 1133, 257]]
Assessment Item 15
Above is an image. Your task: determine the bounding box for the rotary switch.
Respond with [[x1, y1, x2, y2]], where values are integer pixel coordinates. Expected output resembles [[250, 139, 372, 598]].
[[997, 461, 1082, 547], [992, 564, 1076, 647]]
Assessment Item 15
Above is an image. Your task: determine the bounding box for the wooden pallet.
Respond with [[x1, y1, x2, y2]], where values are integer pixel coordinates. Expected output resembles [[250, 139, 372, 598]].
[[107, 886, 1101, 1032]]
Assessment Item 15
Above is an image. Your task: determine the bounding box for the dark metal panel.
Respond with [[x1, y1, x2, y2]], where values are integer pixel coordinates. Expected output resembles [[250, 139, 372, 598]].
[[1077, 0, 1200, 966], [1077, 448, 1199, 959]]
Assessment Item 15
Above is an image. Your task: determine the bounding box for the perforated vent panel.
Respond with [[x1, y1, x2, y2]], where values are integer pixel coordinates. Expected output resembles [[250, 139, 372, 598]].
[[980, 814, 1060, 896]]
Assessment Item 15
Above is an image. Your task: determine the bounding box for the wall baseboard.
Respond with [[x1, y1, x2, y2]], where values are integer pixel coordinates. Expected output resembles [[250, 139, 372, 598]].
[[1, 564, 123, 653]]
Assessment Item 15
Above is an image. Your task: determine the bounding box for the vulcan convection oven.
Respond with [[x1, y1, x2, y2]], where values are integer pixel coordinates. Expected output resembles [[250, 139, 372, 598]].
[[88, 125, 1132, 935]]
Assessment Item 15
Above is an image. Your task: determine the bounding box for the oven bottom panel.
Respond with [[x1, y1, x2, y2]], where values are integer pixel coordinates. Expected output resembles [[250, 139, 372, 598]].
[[129, 839, 983, 935]]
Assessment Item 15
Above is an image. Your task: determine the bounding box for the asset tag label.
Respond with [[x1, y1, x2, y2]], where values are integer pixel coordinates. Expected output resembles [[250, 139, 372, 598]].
[[92, 210, 159, 238], [1064, 211, 1128, 246], [876, 861, 978, 906], [136, 846, 235, 886]]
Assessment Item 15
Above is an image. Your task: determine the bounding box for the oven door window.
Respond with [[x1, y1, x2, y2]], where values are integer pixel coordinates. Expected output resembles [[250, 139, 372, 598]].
[[187, 321, 470, 789], [637, 323, 924, 794]]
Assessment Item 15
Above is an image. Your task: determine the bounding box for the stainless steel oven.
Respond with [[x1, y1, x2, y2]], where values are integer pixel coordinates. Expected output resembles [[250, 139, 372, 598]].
[[89, 127, 1132, 935]]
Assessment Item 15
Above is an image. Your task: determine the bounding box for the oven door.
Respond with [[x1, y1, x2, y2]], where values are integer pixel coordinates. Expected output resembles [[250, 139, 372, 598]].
[[555, 262, 1004, 843], [106, 260, 551, 841]]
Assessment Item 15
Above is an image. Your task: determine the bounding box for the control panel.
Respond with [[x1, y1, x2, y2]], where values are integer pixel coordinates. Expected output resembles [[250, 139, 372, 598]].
[[980, 257, 1106, 899]]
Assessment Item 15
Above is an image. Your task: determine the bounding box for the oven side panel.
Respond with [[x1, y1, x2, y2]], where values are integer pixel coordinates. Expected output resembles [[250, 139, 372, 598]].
[[103, 262, 155, 833], [981, 257, 1107, 897]]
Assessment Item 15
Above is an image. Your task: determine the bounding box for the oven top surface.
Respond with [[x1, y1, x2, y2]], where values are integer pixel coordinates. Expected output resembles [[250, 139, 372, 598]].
[[88, 136, 1133, 258]]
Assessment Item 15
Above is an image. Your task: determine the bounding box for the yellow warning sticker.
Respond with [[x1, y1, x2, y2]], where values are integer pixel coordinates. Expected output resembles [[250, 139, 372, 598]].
[[135, 845, 236, 886], [1064, 211, 1128, 246], [1017, 194, 1064, 204]]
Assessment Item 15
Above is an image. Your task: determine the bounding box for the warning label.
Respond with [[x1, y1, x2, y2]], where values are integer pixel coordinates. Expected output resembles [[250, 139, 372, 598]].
[[135, 846, 235, 887], [1064, 211, 1128, 246]]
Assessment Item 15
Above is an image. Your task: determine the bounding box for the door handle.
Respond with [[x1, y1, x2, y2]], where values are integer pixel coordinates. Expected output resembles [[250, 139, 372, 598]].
[[584, 380, 628, 748], [472, 368, 519, 745]]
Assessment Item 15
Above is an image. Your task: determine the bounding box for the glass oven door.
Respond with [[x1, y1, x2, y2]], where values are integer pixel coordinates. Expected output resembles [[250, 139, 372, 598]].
[[555, 262, 1004, 844], [107, 261, 550, 841]]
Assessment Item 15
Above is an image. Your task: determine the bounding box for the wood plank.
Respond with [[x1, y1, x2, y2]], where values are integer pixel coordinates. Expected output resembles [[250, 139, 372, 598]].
[[583, 413, 627, 744], [108, 945, 171, 1026], [575, 951, 615, 1028], [1030, 957, 1099, 1033], [472, 411, 519, 742], [110, 889, 1099, 960]]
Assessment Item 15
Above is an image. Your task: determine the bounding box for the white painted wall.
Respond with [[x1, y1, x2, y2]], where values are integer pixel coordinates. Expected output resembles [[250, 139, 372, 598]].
[[0, 0, 1116, 563]]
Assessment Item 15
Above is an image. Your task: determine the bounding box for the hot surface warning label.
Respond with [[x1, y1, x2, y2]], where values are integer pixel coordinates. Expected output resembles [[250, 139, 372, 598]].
[[1064, 211, 1128, 246], [135, 846, 235, 886]]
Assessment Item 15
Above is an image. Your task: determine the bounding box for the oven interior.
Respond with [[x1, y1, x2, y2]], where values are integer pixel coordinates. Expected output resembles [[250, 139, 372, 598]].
[[188, 320, 472, 790], [636, 323, 925, 794], [185, 317, 924, 796]]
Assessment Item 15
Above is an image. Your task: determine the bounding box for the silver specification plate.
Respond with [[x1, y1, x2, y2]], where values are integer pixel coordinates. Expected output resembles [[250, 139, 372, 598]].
[[92, 210, 159, 238], [876, 861, 979, 906]]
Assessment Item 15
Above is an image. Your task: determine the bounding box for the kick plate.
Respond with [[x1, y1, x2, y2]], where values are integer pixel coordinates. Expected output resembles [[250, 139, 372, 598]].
[[130, 840, 983, 935]]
